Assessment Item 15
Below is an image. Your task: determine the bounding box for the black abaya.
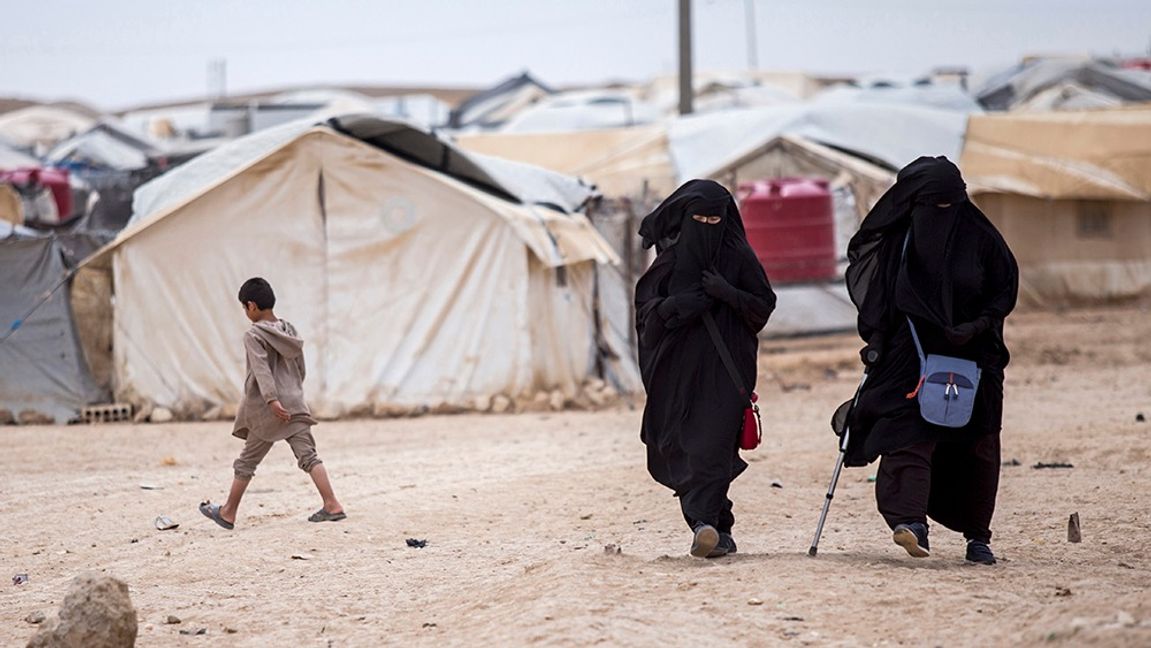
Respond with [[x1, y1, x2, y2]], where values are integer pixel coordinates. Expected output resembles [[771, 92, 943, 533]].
[[635, 180, 776, 531], [844, 157, 1019, 467], [841, 156, 1018, 541]]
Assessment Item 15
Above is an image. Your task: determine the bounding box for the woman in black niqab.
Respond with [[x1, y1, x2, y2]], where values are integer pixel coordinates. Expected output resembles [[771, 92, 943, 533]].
[[842, 156, 1018, 564], [635, 179, 777, 558]]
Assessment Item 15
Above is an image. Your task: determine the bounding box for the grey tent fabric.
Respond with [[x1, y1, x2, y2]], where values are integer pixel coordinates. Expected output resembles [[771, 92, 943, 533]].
[[0, 227, 104, 423], [448, 72, 554, 130], [975, 60, 1151, 111], [129, 114, 596, 230]]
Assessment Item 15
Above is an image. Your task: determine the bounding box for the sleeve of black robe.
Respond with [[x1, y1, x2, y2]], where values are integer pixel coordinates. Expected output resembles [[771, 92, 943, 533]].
[[976, 229, 1019, 324], [728, 252, 777, 333]]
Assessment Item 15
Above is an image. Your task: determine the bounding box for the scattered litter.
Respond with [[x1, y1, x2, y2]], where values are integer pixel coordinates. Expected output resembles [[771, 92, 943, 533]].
[[139, 484, 163, 490], [165, 615, 181, 625], [224, 627, 238, 634], [866, 475, 877, 483], [1033, 462, 1074, 469], [603, 544, 621, 555], [1068, 513, 1082, 543], [178, 628, 207, 636], [422, 622, 438, 629], [13, 573, 28, 586], [579, 513, 593, 520], [160, 456, 178, 466], [1002, 458, 1022, 466], [747, 598, 764, 606], [24, 611, 46, 624], [154, 516, 179, 531], [1136, 413, 1146, 423], [129, 538, 139, 544], [770, 480, 784, 489], [1055, 587, 1073, 597], [405, 539, 427, 549], [1118, 562, 1135, 569], [290, 553, 314, 561], [782, 616, 805, 622]]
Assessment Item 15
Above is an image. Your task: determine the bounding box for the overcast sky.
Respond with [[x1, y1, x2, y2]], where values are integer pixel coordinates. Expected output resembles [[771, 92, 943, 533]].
[[2, 0, 1149, 110]]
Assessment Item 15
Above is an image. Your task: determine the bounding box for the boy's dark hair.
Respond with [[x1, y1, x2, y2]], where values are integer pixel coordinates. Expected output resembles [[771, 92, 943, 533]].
[[238, 277, 275, 310]]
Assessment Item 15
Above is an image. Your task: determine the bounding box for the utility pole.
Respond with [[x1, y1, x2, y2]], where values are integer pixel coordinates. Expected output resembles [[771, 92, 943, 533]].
[[745, 0, 759, 71], [678, 0, 693, 115], [208, 58, 227, 100]]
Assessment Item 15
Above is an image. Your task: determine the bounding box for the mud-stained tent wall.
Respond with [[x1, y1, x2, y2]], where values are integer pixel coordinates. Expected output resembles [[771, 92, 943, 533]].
[[85, 117, 635, 419]]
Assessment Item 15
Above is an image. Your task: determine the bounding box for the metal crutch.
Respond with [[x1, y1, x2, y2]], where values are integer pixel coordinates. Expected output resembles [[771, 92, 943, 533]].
[[808, 371, 869, 557]]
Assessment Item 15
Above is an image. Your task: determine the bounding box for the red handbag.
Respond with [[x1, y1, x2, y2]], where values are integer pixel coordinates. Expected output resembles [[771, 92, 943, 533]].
[[741, 392, 762, 450], [703, 313, 764, 451]]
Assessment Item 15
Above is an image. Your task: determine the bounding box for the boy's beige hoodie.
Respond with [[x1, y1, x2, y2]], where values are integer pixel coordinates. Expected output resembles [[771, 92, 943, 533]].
[[232, 319, 316, 441]]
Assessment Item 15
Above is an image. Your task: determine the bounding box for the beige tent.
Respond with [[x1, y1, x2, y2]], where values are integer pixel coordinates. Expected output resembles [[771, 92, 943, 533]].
[[456, 125, 676, 198], [85, 117, 634, 419], [961, 108, 1151, 306]]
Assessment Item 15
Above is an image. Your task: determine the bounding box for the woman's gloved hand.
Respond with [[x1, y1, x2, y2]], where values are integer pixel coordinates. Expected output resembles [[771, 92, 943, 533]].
[[702, 269, 740, 305], [658, 288, 713, 320], [945, 316, 991, 346], [860, 337, 884, 366]]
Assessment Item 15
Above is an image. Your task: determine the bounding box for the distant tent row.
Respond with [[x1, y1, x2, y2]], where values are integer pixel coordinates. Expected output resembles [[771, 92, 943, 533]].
[[81, 114, 638, 420]]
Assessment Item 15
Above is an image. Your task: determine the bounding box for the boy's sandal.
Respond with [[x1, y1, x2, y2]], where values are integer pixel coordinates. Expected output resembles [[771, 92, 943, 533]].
[[199, 501, 235, 530], [308, 509, 347, 523]]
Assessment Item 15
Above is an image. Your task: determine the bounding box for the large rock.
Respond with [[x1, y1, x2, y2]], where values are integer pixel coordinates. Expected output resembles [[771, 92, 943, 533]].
[[26, 573, 138, 648]]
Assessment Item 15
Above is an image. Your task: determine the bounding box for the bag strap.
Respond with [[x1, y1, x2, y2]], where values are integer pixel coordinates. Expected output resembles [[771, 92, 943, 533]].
[[899, 232, 927, 366], [702, 311, 751, 400]]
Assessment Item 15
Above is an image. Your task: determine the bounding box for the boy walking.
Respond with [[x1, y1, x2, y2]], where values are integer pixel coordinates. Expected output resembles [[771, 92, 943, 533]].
[[200, 277, 345, 529]]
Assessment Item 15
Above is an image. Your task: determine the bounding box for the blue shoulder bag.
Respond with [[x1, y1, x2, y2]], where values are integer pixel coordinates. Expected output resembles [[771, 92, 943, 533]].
[[901, 233, 981, 428]]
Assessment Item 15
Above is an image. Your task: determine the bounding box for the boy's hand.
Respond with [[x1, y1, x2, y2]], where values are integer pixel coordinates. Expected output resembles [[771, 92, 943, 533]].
[[268, 399, 291, 422]]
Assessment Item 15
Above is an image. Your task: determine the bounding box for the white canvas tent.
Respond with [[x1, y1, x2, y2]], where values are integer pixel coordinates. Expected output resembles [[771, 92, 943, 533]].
[[86, 115, 636, 419]]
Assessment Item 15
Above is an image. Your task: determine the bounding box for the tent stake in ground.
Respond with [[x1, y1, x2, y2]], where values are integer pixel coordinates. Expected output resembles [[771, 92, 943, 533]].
[[808, 371, 868, 557]]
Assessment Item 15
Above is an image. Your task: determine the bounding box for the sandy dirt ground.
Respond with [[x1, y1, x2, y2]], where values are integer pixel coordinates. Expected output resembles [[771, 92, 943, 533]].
[[3, 307, 1150, 647]]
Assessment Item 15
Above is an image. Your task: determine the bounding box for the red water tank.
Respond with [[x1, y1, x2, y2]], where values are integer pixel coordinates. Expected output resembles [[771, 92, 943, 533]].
[[738, 177, 836, 284]]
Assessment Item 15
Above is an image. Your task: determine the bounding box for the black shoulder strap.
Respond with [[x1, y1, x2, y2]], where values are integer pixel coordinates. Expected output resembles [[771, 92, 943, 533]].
[[702, 311, 750, 400]]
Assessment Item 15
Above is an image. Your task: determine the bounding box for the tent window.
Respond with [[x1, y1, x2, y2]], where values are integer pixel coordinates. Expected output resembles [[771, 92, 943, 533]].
[[1076, 201, 1112, 239]]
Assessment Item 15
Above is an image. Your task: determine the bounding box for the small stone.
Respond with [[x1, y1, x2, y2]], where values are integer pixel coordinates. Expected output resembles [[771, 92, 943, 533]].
[[473, 395, 492, 412], [579, 513, 593, 520], [491, 395, 512, 414], [422, 622, 438, 628], [1068, 513, 1082, 543], [26, 573, 138, 648], [13, 573, 29, 585], [770, 480, 784, 489], [747, 598, 764, 606], [548, 390, 566, 411], [603, 544, 621, 555], [405, 538, 427, 548], [25, 610, 46, 624], [290, 553, 313, 561], [150, 408, 174, 424], [1134, 412, 1145, 423], [160, 456, 178, 466], [1055, 587, 1072, 597], [782, 615, 805, 622], [1117, 611, 1136, 626], [224, 626, 238, 634], [179, 627, 207, 635], [165, 615, 182, 624]]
